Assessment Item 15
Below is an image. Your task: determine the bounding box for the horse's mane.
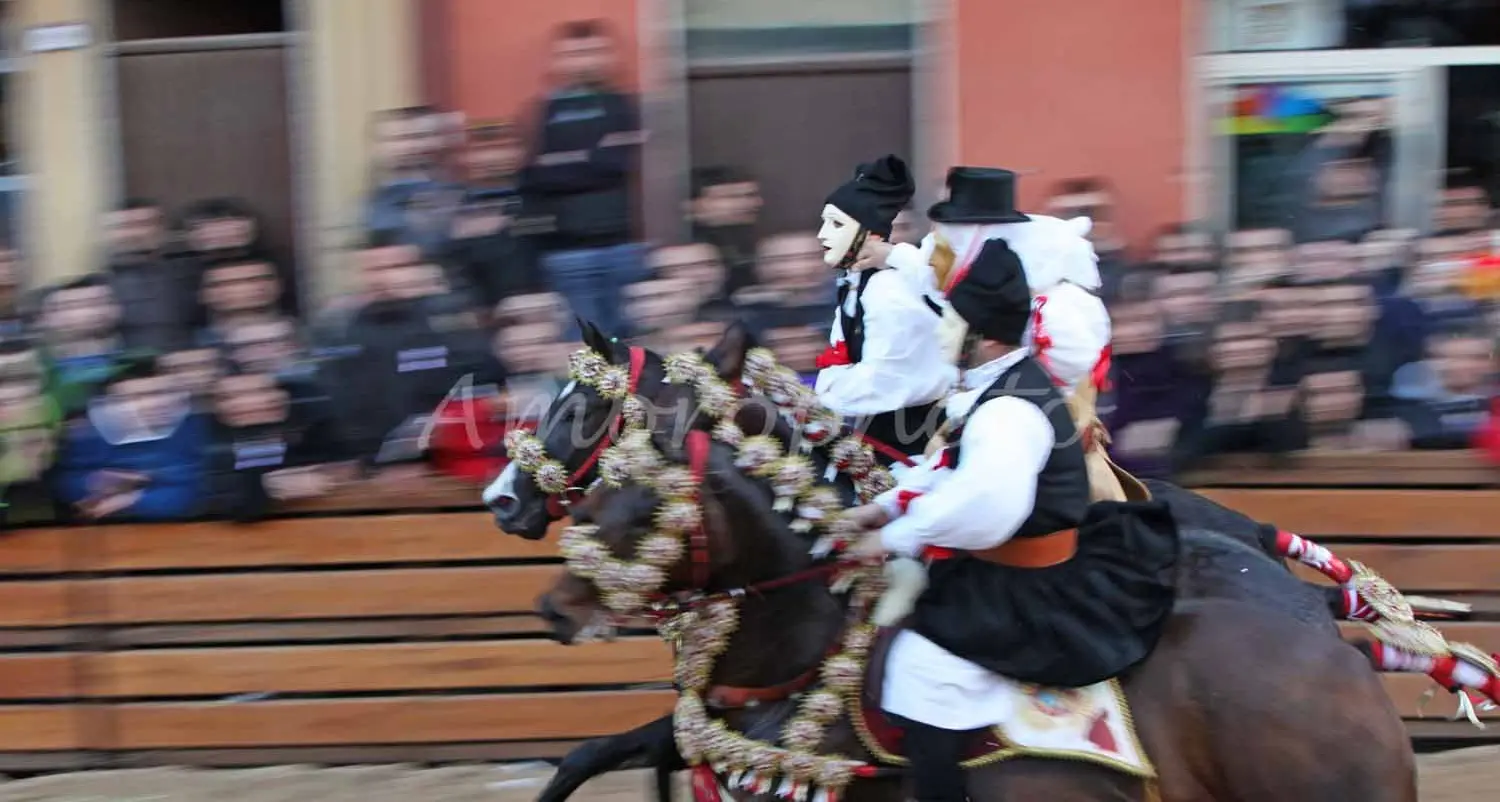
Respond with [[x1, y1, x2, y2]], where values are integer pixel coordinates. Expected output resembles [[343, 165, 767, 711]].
[[648, 375, 857, 539]]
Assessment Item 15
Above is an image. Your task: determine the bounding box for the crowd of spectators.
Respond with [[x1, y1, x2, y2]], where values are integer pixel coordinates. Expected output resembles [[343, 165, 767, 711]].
[[1082, 179, 1500, 478], [0, 18, 1495, 527]]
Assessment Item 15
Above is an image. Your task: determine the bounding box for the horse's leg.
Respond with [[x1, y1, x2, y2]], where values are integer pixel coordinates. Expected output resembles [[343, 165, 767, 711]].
[[536, 715, 682, 802], [1127, 599, 1417, 802]]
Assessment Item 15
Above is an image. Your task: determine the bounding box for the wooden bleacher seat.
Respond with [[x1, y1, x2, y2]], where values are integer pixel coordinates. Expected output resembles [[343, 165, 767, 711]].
[[0, 512, 670, 770], [0, 461, 1497, 770], [1184, 449, 1498, 488]]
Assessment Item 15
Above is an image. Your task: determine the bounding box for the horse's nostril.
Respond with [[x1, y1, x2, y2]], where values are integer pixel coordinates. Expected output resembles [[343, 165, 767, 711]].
[[491, 495, 517, 514]]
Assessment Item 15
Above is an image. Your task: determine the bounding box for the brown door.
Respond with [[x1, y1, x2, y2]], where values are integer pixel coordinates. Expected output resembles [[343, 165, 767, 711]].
[[114, 37, 298, 309], [688, 59, 913, 234]]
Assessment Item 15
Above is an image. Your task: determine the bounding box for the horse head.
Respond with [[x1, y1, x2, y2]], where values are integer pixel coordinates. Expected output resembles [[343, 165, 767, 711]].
[[485, 319, 779, 539], [537, 348, 843, 646], [484, 320, 666, 539]]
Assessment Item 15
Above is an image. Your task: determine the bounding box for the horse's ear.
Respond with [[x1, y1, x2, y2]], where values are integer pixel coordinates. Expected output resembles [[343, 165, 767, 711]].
[[707, 319, 758, 384], [578, 318, 618, 360]]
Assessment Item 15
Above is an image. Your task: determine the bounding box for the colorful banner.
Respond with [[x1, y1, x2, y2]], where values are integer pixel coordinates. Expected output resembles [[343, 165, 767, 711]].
[[1220, 84, 1334, 136]]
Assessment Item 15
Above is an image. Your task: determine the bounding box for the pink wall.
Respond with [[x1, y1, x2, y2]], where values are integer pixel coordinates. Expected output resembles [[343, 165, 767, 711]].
[[950, 0, 1189, 248], [422, 0, 642, 125]]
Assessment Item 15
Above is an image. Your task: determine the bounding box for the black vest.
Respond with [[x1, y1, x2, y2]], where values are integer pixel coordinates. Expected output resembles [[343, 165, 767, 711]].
[[836, 270, 878, 364], [946, 356, 1089, 538]]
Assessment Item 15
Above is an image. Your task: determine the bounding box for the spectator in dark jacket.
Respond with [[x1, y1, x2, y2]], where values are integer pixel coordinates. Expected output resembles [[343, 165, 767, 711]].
[[36, 275, 151, 418], [1172, 301, 1308, 470], [689, 166, 763, 299], [206, 370, 353, 522], [1288, 104, 1391, 243], [1391, 327, 1496, 449], [520, 19, 645, 340], [443, 123, 541, 309], [179, 197, 265, 265], [105, 199, 198, 352], [52, 357, 206, 521], [157, 347, 223, 414], [222, 317, 301, 375], [366, 106, 466, 259], [320, 241, 507, 467], [196, 256, 286, 348]]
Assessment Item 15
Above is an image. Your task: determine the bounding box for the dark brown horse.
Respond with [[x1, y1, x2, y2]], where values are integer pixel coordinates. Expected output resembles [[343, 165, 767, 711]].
[[539, 380, 1416, 802], [491, 324, 1418, 802], [486, 323, 788, 540]]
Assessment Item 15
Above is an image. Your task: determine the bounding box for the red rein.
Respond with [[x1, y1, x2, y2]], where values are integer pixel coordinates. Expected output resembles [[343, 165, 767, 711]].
[[685, 429, 713, 588], [544, 346, 647, 519]]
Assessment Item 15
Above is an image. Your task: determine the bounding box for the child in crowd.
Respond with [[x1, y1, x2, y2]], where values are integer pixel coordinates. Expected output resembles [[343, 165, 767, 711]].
[[0, 341, 61, 524], [206, 370, 351, 521], [52, 357, 206, 521]]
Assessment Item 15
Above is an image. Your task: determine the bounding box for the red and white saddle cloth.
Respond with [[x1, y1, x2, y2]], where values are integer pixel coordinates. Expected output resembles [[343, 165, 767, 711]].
[[854, 629, 1155, 780]]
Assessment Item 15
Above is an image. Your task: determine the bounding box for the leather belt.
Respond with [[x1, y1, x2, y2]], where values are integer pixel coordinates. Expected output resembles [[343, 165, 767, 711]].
[[967, 528, 1078, 568]]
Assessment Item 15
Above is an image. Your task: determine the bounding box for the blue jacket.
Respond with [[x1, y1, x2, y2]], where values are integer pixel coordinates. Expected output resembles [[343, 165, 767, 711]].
[[53, 407, 209, 521]]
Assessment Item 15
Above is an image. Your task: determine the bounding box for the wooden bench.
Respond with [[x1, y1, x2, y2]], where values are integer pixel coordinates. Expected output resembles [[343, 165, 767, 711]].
[[0, 512, 672, 770], [1184, 449, 1498, 488], [1, 478, 1497, 770]]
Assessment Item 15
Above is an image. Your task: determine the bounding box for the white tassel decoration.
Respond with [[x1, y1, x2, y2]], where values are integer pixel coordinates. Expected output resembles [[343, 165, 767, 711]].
[[872, 557, 928, 627]]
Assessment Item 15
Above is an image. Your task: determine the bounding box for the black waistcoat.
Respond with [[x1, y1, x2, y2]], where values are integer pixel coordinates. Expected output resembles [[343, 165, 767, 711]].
[[836, 270, 878, 364], [947, 356, 1089, 538]]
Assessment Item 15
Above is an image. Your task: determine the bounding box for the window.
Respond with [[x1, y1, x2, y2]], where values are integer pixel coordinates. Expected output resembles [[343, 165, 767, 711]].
[[111, 0, 286, 41], [684, 0, 915, 59], [1216, 82, 1395, 233], [1209, 0, 1500, 53], [1445, 65, 1500, 212]]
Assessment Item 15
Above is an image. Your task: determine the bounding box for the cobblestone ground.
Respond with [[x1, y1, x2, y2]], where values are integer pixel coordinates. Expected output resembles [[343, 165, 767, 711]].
[[0, 748, 1491, 802]]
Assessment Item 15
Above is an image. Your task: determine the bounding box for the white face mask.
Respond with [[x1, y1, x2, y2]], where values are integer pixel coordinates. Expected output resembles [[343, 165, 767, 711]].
[[817, 204, 862, 268]]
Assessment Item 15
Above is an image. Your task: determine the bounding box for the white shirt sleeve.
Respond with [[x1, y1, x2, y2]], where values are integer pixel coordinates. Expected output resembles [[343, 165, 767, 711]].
[[879, 396, 1054, 557], [816, 270, 946, 415], [873, 448, 946, 519]]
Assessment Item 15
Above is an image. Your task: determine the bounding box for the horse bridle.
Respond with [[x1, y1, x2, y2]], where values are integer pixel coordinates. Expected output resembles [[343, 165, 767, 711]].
[[542, 346, 648, 519]]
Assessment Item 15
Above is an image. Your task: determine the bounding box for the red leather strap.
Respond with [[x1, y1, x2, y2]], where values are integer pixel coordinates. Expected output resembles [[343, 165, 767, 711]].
[[704, 664, 821, 710], [685, 429, 713, 588], [923, 528, 1079, 569], [858, 432, 919, 468], [564, 346, 647, 487]]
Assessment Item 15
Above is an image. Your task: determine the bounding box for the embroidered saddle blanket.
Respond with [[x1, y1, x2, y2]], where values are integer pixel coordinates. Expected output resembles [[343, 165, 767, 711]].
[[856, 627, 1155, 779]]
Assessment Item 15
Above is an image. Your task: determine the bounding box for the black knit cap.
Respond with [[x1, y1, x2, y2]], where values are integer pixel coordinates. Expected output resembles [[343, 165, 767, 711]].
[[823, 155, 915, 239], [947, 238, 1032, 345]]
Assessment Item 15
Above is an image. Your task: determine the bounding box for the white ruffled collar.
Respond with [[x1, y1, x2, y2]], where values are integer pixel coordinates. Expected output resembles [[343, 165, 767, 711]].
[[946, 349, 1030, 421]]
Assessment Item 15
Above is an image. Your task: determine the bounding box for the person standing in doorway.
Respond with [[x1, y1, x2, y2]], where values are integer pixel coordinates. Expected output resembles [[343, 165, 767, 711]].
[[519, 19, 645, 340]]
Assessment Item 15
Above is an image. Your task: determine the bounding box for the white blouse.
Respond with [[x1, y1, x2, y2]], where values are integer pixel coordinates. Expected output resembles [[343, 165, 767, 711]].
[[874, 350, 1055, 557]]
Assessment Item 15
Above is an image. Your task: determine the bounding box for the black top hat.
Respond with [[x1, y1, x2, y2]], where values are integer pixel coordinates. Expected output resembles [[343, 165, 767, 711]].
[[824, 155, 916, 239], [946, 238, 1031, 345], [927, 167, 1031, 225]]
